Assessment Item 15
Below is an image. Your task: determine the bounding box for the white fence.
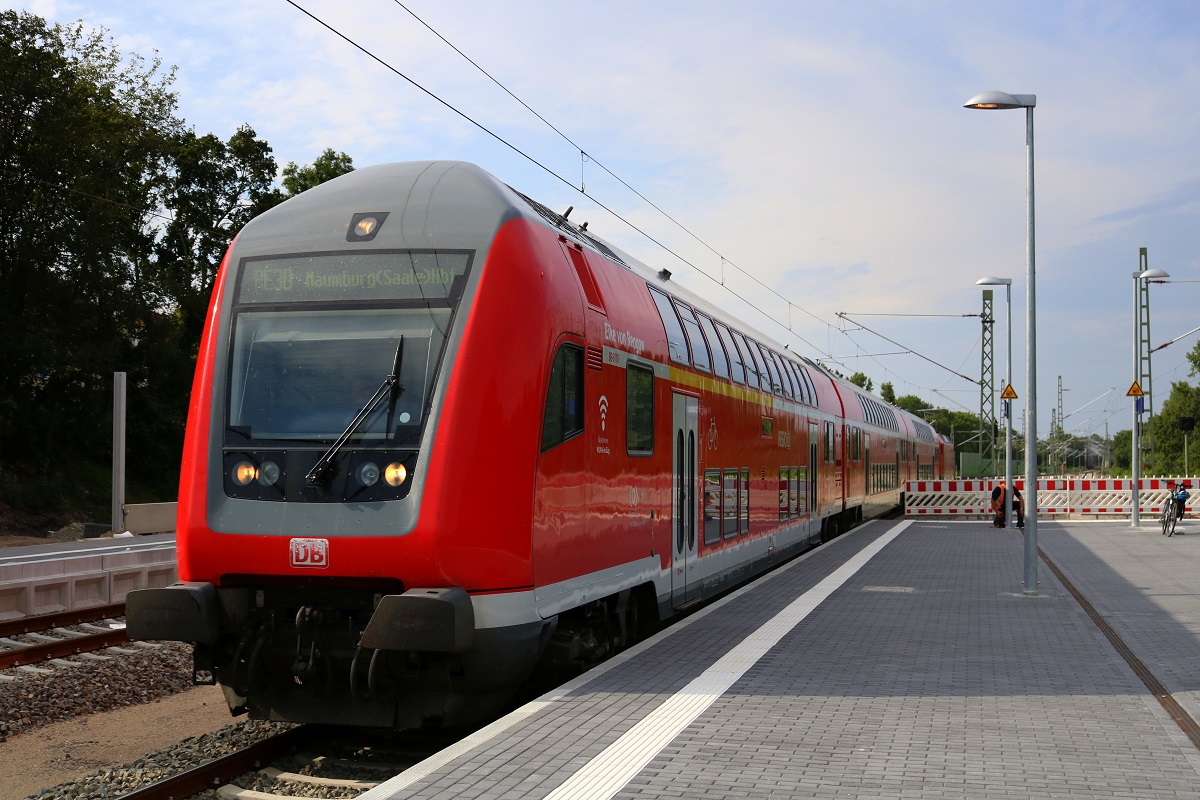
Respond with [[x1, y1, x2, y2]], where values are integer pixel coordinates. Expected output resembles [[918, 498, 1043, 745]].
[[905, 478, 1191, 519]]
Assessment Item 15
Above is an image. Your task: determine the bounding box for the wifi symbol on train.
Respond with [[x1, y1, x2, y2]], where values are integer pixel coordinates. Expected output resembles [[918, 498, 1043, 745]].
[[598, 395, 609, 431]]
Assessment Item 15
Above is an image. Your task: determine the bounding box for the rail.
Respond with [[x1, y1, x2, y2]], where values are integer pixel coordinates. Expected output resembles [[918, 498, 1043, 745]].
[[905, 478, 1194, 520]]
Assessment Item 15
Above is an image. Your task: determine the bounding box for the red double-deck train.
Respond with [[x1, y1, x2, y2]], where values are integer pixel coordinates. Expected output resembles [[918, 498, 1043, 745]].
[[127, 161, 953, 729]]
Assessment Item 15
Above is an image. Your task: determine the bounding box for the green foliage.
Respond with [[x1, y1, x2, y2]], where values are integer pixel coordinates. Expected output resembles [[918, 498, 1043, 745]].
[[0, 12, 346, 516], [0, 12, 183, 507], [1146, 382, 1200, 476], [282, 148, 354, 197], [879, 382, 895, 403], [848, 372, 873, 392]]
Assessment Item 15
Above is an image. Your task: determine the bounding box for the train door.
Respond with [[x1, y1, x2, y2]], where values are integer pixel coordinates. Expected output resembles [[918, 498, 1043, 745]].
[[672, 393, 699, 607], [864, 432, 871, 495], [809, 422, 819, 519]]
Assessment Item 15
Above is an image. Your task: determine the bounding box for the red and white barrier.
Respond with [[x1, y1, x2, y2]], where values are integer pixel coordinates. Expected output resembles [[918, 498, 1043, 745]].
[[904, 478, 1191, 519]]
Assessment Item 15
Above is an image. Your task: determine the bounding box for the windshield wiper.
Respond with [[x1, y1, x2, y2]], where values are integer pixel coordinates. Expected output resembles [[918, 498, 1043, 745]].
[[306, 337, 405, 485]]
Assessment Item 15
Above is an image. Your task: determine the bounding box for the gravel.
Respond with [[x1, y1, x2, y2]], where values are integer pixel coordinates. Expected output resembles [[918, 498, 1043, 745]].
[[26, 719, 296, 800], [2, 643, 295, 800], [0, 643, 195, 742]]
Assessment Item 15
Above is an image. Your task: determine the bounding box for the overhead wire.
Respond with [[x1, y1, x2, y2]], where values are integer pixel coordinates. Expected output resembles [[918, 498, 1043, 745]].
[[285, 0, 986, 400], [283, 0, 835, 356], [387, 0, 834, 333]]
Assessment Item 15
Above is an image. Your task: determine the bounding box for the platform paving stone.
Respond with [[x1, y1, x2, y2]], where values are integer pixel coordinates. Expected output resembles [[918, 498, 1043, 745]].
[[371, 519, 1200, 800]]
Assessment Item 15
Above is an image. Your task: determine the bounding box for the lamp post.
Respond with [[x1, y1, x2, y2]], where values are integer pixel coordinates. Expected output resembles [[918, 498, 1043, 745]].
[[1131, 266, 1170, 526], [964, 90, 1038, 594], [978, 277, 1013, 529]]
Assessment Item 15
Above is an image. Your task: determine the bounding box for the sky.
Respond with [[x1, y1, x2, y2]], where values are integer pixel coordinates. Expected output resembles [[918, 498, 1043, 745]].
[[14, 0, 1200, 445]]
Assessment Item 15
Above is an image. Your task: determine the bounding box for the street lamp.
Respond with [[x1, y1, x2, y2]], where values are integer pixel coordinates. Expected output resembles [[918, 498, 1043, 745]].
[[1131, 266, 1170, 527], [978, 276, 1013, 529], [964, 90, 1038, 594]]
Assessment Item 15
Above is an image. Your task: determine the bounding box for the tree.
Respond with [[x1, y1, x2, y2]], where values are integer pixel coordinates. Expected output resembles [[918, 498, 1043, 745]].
[[848, 372, 873, 392], [150, 125, 284, 345], [1147, 381, 1200, 476], [0, 12, 182, 504], [282, 148, 354, 197], [880, 382, 896, 404]]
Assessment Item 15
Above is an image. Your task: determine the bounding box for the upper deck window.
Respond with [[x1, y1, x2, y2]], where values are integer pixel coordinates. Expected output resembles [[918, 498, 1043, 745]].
[[713, 321, 745, 384], [730, 330, 761, 389], [696, 312, 729, 378], [754, 341, 784, 395], [648, 287, 690, 366], [673, 301, 712, 373]]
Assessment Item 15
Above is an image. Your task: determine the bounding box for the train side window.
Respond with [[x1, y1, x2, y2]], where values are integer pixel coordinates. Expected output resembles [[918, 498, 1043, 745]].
[[626, 362, 654, 456], [541, 344, 584, 451], [673, 301, 712, 373], [778, 468, 789, 521], [754, 342, 783, 395], [796, 465, 809, 517], [713, 321, 745, 384], [648, 287, 690, 365], [731, 331, 760, 389], [851, 426, 862, 461], [789, 466, 799, 518], [703, 469, 722, 545], [723, 469, 738, 538], [787, 361, 810, 405], [696, 312, 730, 380], [824, 421, 836, 463], [771, 351, 796, 399], [739, 467, 750, 534], [798, 365, 819, 408]]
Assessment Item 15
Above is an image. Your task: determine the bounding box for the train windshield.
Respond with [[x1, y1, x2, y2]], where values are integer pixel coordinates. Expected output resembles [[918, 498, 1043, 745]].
[[225, 250, 471, 446], [226, 308, 449, 444]]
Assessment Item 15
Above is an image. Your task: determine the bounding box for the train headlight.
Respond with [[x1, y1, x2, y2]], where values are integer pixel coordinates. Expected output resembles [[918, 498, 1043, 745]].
[[356, 461, 381, 487], [384, 462, 407, 487], [232, 461, 257, 486], [258, 460, 281, 486]]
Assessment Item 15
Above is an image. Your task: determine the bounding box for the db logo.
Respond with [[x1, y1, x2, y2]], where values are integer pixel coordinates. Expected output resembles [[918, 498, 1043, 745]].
[[290, 538, 329, 569]]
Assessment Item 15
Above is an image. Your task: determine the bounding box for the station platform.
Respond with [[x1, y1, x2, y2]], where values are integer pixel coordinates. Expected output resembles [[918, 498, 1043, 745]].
[[361, 519, 1200, 800]]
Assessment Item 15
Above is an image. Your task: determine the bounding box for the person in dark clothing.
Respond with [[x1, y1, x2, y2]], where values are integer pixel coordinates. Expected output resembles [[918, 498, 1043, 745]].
[[990, 481, 1008, 528], [990, 481, 1025, 529]]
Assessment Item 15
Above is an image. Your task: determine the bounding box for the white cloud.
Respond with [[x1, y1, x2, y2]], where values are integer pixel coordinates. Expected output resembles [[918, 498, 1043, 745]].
[[12, 0, 1200, 437]]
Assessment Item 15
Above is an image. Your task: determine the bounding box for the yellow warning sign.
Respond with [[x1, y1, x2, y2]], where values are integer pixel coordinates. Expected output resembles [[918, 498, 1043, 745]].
[[1127, 381, 1145, 397], [1000, 384, 1018, 400]]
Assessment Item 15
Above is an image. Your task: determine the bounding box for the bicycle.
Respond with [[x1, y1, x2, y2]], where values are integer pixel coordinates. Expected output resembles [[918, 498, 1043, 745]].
[[1161, 500, 1179, 536], [1161, 480, 1191, 536]]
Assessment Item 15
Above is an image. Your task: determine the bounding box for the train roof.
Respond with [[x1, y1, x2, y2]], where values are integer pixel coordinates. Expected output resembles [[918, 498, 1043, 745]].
[[241, 160, 939, 440]]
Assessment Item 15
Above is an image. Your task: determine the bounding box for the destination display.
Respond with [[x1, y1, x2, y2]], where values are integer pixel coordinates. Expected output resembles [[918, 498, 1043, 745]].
[[237, 251, 471, 304]]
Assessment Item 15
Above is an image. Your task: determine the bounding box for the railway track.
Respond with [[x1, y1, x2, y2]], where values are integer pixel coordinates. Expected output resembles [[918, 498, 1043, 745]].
[[115, 725, 454, 800], [0, 602, 131, 670]]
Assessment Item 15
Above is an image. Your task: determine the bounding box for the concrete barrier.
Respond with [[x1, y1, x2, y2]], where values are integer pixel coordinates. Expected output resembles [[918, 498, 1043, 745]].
[[0, 539, 176, 621]]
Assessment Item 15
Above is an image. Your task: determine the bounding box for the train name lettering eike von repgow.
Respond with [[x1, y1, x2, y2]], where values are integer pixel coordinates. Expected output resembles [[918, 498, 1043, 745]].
[[126, 161, 953, 729]]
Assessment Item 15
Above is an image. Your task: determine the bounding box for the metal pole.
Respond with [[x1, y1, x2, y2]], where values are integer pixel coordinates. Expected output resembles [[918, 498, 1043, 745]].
[[1023, 104, 1039, 594], [1131, 272, 1140, 527], [111, 372, 127, 533], [1004, 282, 1013, 529]]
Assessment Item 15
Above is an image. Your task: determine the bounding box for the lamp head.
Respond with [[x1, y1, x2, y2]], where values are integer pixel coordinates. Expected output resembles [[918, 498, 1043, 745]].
[[964, 91, 1036, 110], [1140, 268, 1170, 280], [976, 276, 1013, 286]]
